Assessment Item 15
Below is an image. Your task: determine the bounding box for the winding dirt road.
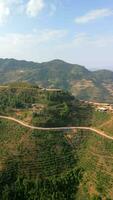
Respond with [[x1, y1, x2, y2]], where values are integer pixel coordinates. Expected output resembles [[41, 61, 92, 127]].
[[0, 115, 113, 141]]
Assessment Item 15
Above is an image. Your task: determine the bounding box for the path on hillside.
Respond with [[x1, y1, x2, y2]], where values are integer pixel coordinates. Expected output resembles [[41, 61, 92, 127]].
[[0, 115, 113, 141], [0, 86, 61, 92], [99, 117, 113, 128]]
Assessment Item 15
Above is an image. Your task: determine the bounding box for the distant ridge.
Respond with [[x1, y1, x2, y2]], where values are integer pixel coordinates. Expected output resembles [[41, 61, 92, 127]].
[[0, 58, 113, 102]]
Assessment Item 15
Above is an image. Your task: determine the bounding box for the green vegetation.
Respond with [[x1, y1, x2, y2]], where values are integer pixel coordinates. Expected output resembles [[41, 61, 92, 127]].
[[92, 111, 113, 136], [0, 83, 113, 199], [70, 130, 113, 200], [0, 83, 93, 127], [1, 58, 113, 102], [0, 120, 82, 199]]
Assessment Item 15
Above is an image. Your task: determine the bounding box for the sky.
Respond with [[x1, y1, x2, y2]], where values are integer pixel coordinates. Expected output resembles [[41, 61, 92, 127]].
[[0, 0, 113, 69]]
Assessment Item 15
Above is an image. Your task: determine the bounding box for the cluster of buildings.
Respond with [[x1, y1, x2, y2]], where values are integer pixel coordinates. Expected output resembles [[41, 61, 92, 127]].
[[86, 101, 113, 112]]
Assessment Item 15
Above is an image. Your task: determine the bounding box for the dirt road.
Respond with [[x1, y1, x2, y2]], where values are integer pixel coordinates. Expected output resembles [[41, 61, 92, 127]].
[[0, 115, 113, 141]]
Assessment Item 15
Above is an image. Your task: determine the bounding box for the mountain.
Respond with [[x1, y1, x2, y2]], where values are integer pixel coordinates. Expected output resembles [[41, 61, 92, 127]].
[[0, 58, 113, 102]]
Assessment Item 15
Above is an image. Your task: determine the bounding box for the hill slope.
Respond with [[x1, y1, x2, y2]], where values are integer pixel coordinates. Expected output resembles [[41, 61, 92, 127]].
[[1, 58, 113, 102], [0, 84, 113, 199], [0, 59, 113, 102]]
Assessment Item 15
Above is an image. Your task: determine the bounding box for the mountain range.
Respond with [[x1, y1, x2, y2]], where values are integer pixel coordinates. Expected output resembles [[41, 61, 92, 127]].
[[0, 58, 113, 102]]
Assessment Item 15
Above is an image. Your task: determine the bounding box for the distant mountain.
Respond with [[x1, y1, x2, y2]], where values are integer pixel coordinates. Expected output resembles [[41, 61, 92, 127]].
[[0, 58, 113, 102]]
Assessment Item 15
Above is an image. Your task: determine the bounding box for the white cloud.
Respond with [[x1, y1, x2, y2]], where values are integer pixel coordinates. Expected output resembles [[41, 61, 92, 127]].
[[0, 25, 113, 68], [51, 32, 113, 67], [75, 8, 113, 24], [0, 29, 66, 46], [73, 33, 113, 47], [0, 0, 24, 24], [0, 0, 46, 24], [0, 29, 67, 60], [0, 1, 10, 24], [26, 0, 45, 17], [0, 0, 57, 23]]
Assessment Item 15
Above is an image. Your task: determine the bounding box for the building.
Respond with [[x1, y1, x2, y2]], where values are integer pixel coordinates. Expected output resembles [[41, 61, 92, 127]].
[[97, 107, 108, 112]]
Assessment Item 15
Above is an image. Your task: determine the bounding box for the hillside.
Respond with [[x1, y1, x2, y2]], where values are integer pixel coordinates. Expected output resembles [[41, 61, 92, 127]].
[[1, 58, 113, 102], [0, 84, 113, 199]]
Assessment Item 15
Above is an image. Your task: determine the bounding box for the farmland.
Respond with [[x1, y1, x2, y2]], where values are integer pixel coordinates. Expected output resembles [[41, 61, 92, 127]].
[[0, 83, 113, 199]]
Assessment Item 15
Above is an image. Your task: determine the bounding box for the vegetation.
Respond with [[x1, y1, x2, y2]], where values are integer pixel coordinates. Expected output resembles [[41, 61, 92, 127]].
[[0, 83, 113, 199], [92, 110, 113, 136], [71, 130, 113, 200], [0, 120, 83, 200], [1, 58, 113, 102], [0, 83, 93, 127]]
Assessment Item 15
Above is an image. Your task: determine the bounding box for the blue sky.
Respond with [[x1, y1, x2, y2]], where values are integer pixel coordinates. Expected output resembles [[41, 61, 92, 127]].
[[0, 0, 113, 69]]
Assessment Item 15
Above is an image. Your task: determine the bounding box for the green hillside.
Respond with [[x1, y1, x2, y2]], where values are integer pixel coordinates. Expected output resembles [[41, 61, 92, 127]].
[[0, 84, 113, 199], [1, 58, 113, 102]]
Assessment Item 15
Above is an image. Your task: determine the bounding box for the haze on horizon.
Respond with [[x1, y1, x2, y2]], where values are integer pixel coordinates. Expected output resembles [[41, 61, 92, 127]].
[[0, 0, 113, 70]]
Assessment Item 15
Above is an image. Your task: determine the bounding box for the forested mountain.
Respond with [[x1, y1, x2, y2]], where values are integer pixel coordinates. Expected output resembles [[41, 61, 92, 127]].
[[1, 58, 113, 102]]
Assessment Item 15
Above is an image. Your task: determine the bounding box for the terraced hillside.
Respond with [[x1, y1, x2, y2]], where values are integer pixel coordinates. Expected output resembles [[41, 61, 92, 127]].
[[0, 83, 113, 199], [69, 130, 113, 199], [0, 83, 93, 127], [92, 111, 113, 137]]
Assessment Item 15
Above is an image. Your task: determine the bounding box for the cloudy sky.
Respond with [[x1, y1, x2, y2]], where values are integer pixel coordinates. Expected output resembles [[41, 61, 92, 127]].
[[0, 0, 113, 69]]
